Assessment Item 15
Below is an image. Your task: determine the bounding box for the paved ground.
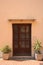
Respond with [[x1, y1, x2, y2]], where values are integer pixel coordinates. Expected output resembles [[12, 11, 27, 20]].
[[0, 58, 43, 65]]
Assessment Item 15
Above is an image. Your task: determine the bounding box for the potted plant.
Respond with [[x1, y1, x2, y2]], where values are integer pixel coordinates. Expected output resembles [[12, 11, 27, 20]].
[[34, 40, 42, 60], [2, 45, 11, 60]]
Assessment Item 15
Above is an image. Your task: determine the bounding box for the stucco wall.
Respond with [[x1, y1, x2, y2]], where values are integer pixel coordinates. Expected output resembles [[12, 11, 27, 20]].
[[0, 0, 43, 57]]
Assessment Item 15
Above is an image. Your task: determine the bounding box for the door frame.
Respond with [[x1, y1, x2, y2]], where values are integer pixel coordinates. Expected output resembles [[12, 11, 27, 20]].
[[12, 23, 32, 56]]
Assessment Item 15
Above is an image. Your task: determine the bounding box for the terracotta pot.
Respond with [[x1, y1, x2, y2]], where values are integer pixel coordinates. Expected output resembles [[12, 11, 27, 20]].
[[3, 53, 10, 60], [35, 53, 43, 61]]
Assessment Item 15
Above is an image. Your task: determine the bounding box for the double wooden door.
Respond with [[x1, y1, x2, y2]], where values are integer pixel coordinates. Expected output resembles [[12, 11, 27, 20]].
[[12, 24, 31, 56]]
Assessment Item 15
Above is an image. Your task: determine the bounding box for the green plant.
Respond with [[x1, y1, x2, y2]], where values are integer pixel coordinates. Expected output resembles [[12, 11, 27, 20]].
[[2, 45, 11, 53], [34, 40, 42, 54]]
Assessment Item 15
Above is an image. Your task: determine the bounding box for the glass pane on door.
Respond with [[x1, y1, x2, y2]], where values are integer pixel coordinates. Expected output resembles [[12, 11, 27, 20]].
[[26, 26, 30, 33], [14, 33, 18, 41], [19, 41, 25, 48], [26, 41, 29, 48], [26, 33, 29, 39], [14, 41, 18, 48], [20, 26, 25, 33], [14, 25, 18, 33], [20, 33, 25, 40]]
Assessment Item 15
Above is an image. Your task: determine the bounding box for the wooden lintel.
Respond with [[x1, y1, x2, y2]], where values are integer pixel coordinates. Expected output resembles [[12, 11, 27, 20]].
[[8, 19, 36, 22]]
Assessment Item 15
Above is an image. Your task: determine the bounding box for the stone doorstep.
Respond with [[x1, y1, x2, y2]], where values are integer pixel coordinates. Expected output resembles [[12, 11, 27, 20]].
[[9, 56, 35, 60]]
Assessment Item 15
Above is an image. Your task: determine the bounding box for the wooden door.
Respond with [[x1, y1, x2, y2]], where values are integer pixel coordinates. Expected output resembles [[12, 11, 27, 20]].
[[12, 24, 31, 56]]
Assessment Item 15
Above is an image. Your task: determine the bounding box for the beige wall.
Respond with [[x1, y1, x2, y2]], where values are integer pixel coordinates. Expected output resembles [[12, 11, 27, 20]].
[[0, 0, 43, 57]]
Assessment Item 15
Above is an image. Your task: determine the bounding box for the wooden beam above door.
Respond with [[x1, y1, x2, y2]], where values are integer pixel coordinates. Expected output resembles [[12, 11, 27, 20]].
[[8, 19, 35, 22], [8, 19, 36, 24]]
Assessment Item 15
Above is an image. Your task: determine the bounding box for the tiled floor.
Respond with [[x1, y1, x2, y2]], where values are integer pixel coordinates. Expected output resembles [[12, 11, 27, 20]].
[[0, 58, 43, 65]]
